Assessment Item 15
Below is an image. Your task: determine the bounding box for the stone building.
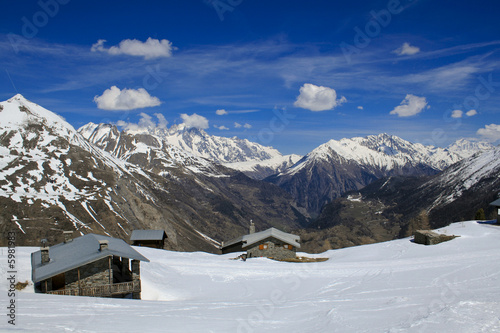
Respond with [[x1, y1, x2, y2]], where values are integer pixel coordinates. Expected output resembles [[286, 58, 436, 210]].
[[31, 232, 149, 299], [130, 230, 167, 249], [490, 198, 500, 223], [221, 223, 300, 260]]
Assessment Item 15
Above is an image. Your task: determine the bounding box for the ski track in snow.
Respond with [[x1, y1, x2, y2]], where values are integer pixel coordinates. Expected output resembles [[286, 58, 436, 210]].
[[2, 221, 500, 332]]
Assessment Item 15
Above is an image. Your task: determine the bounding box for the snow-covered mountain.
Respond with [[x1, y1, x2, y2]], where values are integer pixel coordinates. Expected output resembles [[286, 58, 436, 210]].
[[0, 94, 153, 243], [321, 144, 500, 235], [0, 95, 306, 249], [79, 122, 301, 179], [446, 138, 495, 159], [266, 133, 486, 216]]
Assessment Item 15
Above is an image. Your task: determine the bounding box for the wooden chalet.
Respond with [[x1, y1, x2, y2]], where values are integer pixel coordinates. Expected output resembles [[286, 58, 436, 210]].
[[490, 198, 500, 223], [31, 232, 149, 299], [130, 230, 167, 249], [221, 223, 300, 260]]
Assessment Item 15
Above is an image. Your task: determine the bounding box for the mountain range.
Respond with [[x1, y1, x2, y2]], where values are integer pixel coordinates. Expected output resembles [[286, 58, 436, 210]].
[[79, 122, 301, 180], [0, 94, 497, 252], [0, 95, 304, 250], [266, 133, 494, 216]]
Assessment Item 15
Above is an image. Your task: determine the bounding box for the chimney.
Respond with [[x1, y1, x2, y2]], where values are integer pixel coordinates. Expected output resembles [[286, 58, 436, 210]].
[[98, 240, 109, 252], [249, 220, 255, 234], [41, 246, 50, 264], [63, 231, 73, 243]]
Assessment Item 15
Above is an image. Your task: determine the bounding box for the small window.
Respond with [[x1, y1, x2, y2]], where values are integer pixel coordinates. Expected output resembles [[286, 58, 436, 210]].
[[283, 245, 292, 250], [259, 244, 268, 250]]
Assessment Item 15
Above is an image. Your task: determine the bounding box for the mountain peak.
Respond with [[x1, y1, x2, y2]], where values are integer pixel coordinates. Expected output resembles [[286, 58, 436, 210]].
[[7, 93, 29, 103]]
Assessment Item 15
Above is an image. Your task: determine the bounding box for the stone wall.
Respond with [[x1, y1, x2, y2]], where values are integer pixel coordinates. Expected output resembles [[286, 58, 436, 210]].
[[246, 237, 297, 260], [65, 257, 111, 290]]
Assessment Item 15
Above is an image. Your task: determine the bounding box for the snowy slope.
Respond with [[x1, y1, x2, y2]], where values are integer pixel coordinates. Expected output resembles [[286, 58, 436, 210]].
[[0, 95, 149, 236], [423, 145, 500, 208], [4, 221, 500, 332]]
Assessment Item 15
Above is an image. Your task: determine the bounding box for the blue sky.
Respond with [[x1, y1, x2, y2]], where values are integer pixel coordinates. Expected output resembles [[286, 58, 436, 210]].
[[1, 0, 500, 155]]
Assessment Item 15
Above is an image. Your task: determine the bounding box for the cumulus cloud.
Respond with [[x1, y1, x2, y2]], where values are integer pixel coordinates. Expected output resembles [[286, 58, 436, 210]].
[[216, 109, 228, 115], [466, 109, 477, 117], [91, 37, 174, 59], [393, 42, 420, 56], [477, 124, 500, 142], [451, 109, 478, 118], [116, 113, 168, 132], [357, 106, 364, 110], [389, 94, 428, 117], [234, 122, 242, 128], [214, 125, 229, 130], [94, 86, 161, 111], [244, 123, 252, 129], [451, 110, 463, 118], [294, 83, 346, 111], [180, 113, 209, 129]]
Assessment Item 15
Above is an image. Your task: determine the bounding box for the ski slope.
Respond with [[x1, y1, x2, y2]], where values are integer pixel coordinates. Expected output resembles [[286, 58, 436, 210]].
[[2, 221, 500, 332]]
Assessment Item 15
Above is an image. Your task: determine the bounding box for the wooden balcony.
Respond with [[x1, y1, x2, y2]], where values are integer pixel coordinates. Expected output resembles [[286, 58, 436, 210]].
[[46, 280, 141, 297]]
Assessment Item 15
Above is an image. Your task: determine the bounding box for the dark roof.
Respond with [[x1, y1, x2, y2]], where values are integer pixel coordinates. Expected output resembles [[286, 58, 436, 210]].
[[31, 234, 149, 283], [130, 230, 167, 241], [221, 227, 301, 250], [490, 198, 500, 206]]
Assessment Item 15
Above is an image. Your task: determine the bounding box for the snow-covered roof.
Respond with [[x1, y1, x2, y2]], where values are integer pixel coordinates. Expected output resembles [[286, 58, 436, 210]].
[[222, 227, 300, 249], [490, 198, 500, 207], [31, 234, 149, 283], [130, 230, 167, 241]]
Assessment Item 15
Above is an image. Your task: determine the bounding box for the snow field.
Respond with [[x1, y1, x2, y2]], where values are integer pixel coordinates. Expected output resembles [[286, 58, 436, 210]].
[[1, 221, 500, 332]]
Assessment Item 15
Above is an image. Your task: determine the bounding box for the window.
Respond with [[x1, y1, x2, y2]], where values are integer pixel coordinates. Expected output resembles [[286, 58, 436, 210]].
[[259, 244, 268, 250], [283, 245, 292, 250]]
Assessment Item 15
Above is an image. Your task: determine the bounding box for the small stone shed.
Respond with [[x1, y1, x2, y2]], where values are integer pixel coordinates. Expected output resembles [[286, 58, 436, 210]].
[[489, 198, 500, 223], [221, 224, 301, 260], [31, 232, 149, 299], [130, 230, 167, 249]]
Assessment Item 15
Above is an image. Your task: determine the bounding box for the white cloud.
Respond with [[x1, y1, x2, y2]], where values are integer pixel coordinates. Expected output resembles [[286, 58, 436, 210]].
[[116, 113, 167, 133], [214, 125, 229, 130], [94, 86, 161, 110], [393, 42, 420, 56], [357, 106, 364, 110], [477, 124, 500, 142], [91, 38, 174, 59], [180, 113, 209, 129], [466, 109, 478, 117], [234, 122, 251, 129], [389, 94, 428, 117], [451, 110, 463, 118], [154, 113, 168, 129], [216, 109, 228, 115], [294, 83, 346, 111]]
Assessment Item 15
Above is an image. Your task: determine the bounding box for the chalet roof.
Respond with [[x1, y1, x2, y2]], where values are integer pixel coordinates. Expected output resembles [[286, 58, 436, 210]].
[[31, 234, 149, 283], [222, 227, 301, 250], [130, 230, 167, 241], [489, 198, 500, 207]]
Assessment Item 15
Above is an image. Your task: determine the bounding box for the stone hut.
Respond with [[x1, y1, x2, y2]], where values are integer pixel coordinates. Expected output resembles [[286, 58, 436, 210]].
[[221, 223, 300, 260], [489, 198, 500, 223], [31, 232, 149, 299], [130, 230, 168, 249]]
